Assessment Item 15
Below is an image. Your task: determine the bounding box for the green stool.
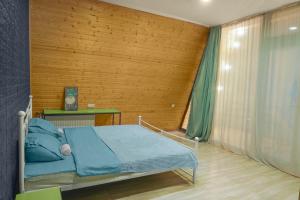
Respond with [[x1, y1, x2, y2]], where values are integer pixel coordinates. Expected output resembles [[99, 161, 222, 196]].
[[16, 187, 61, 200]]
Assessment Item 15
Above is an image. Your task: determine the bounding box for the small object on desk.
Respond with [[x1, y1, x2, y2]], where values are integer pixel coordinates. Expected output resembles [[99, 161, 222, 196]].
[[64, 87, 78, 111], [15, 187, 61, 200]]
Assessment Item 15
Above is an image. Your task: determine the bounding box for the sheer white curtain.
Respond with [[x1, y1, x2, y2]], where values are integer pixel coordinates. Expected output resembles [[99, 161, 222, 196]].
[[211, 6, 300, 177]]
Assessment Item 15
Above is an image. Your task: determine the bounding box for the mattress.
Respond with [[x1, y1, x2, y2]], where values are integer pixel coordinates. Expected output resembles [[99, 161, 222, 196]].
[[25, 172, 76, 191], [25, 170, 170, 191], [25, 171, 124, 191]]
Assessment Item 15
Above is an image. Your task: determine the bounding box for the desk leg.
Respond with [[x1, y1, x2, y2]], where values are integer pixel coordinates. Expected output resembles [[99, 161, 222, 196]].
[[112, 113, 115, 125], [119, 113, 121, 125]]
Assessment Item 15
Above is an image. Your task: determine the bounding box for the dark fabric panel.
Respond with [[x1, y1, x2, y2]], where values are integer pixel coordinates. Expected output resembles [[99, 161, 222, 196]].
[[0, 0, 30, 199]]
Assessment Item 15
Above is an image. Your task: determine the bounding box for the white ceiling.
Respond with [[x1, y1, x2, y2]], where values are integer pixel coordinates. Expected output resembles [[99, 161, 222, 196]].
[[101, 0, 299, 26]]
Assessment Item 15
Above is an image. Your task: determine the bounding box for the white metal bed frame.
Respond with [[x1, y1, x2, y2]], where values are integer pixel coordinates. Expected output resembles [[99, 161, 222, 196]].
[[18, 96, 199, 193]]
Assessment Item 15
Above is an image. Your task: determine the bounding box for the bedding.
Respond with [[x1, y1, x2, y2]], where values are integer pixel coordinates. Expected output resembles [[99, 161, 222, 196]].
[[29, 118, 61, 138], [25, 156, 76, 178], [25, 124, 197, 182], [25, 133, 64, 162], [64, 126, 122, 176], [93, 125, 198, 172], [25, 130, 74, 177]]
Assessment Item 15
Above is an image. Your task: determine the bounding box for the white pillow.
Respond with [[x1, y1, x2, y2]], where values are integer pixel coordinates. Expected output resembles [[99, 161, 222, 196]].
[[58, 128, 64, 134], [61, 144, 72, 156]]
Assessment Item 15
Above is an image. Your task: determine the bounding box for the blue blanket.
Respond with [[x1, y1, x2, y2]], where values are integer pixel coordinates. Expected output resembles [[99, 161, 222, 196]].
[[25, 131, 76, 178], [25, 125, 197, 178], [64, 127, 121, 176], [93, 125, 198, 173], [25, 156, 75, 178]]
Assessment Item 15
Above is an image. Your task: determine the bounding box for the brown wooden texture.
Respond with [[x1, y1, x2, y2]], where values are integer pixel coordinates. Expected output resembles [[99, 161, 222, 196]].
[[30, 0, 209, 129]]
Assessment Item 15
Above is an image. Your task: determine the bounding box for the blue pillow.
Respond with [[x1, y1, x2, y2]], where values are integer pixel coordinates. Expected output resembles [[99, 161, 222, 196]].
[[29, 118, 61, 138], [25, 132, 64, 162]]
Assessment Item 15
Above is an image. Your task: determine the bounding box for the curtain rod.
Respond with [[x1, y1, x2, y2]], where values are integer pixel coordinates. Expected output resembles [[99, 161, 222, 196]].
[[221, 1, 300, 27]]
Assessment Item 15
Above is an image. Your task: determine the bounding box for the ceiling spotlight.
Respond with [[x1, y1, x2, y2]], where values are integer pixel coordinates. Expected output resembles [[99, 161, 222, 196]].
[[289, 26, 298, 31], [201, 0, 211, 3]]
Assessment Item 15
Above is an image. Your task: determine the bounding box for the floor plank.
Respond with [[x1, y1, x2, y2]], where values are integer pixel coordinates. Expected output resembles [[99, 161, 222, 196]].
[[63, 143, 300, 200]]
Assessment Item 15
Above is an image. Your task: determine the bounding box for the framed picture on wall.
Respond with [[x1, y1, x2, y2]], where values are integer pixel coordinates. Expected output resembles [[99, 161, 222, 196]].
[[64, 87, 78, 111]]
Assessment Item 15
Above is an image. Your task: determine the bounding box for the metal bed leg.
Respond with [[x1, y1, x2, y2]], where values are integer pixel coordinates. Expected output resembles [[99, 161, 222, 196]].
[[192, 168, 196, 184]]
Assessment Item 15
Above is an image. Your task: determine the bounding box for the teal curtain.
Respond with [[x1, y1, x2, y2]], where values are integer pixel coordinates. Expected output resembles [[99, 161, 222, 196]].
[[187, 26, 221, 141]]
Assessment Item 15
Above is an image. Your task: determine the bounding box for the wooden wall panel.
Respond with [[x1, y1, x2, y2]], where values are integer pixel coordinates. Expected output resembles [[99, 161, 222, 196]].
[[30, 0, 209, 130]]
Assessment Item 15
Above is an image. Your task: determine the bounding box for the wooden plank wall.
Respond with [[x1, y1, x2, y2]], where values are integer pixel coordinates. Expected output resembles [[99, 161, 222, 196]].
[[30, 0, 209, 130]]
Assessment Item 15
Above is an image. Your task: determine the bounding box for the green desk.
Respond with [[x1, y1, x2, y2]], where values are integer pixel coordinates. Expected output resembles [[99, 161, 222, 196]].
[[16, 187, 61, 200], [43, 108, 122, 125]]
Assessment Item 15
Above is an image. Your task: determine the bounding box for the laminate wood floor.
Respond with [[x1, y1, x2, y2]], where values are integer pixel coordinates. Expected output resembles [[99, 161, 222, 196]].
[[63, 143, 300, 200]]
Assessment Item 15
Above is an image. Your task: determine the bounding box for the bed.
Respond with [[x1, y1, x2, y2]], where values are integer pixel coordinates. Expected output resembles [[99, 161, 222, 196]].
[[19, 96, 199, 192]]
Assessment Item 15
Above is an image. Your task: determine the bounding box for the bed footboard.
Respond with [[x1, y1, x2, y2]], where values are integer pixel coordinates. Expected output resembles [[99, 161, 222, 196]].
[[138, 115, 199, 183]]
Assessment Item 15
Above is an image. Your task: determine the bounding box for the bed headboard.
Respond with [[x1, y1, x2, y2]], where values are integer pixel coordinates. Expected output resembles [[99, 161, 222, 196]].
[[18, 95, 33, 193]]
